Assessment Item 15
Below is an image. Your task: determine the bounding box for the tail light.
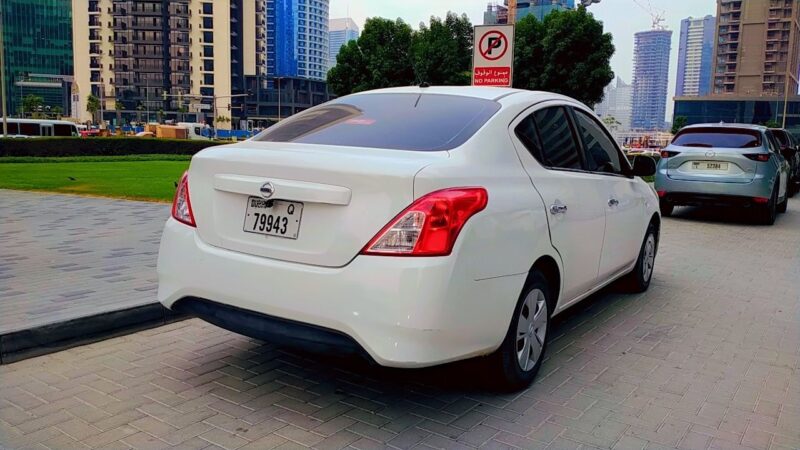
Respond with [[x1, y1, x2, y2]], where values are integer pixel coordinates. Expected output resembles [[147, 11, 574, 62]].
[[171, 171, 196, 227], [660, 150, 680, 158], [752, 197, 770, 204], [361, 187, 488, 257], [656, 190, 667, 198], [744, 153, 770, 162]]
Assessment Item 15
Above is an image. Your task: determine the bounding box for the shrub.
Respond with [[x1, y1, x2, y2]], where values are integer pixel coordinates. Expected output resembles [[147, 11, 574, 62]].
[[0, 137, 223, 157]]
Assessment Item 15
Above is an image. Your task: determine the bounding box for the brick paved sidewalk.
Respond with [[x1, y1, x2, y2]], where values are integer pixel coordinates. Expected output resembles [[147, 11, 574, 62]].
[[0, 200, 798, 449], [0, 190, 170, 359]]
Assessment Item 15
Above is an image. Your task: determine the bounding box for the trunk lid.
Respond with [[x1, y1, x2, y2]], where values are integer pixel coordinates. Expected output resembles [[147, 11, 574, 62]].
[[665, 145, 759, 184], [187, 142, 448, 267]]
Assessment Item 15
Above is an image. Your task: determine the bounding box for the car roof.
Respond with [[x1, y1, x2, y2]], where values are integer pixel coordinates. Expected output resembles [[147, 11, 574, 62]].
[[345, 85, 575, 104], [682, 123, 767, 132]]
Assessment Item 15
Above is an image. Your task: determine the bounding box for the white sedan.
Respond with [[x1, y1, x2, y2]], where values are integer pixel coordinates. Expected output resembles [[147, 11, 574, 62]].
[[158, 86, 660, 390]]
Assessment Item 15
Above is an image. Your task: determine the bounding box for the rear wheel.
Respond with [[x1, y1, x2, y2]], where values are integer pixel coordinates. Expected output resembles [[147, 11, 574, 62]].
[[659, 200, 673, 217], [488, 272, 550, 392], [620, 223, 657, 293], [758, 184, 778, 225], [778, 190, 788, 213]]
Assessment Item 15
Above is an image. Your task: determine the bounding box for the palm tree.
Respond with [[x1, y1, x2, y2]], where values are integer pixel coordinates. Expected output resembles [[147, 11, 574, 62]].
[[115, 101, 125, 132], [86, 94, 100, 124]]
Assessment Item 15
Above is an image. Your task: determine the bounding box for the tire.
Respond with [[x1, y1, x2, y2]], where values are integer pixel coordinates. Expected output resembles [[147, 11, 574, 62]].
[[778, 190, 788, 214], [487, 271, 551, 392], [757, 184, 778, 225], [659, 200, 673, 217], [620, 223, 657, 293]]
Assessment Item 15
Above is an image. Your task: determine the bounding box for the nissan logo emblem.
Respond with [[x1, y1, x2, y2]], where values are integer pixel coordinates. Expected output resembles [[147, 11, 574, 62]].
[[705, 151, 716, 157], [260, 182, 275, 199]]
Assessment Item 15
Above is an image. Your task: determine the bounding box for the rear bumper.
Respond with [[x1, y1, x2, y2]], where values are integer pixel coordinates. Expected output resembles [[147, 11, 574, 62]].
[[157, 219, 524, 368], [655, 168, 771, 206]]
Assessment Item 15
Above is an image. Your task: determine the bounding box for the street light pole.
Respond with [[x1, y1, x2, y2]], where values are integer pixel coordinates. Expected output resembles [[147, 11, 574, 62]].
[[0, 5, 8, 137], [277, 77, 282, 121]]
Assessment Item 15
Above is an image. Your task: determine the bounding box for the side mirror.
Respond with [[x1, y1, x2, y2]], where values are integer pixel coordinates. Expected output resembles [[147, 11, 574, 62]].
[[631, 156, 657, 177]]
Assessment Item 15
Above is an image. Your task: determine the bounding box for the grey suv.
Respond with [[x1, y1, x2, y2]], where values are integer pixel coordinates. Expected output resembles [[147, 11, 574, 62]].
[[655, 124, 791, 225]]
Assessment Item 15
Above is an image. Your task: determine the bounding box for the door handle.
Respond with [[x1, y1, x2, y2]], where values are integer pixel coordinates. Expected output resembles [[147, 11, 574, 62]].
[[608, 198, 619, 207], [550, 203, 568, 215]]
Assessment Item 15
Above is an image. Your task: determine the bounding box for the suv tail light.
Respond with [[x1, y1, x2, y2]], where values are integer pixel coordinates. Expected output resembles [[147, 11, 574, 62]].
[[660, 150, 680, 158], [172, 171, 196, 227], [744, 153, 770, 162], [361, 187, 488, 257]]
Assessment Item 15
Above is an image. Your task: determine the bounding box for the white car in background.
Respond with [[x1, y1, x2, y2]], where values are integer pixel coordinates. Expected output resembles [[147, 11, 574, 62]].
[[158, 86, 660, 390]]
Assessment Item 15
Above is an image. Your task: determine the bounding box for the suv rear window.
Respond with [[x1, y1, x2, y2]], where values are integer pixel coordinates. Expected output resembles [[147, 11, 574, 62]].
[[672, 128, 761, 148], [254, 93, 501, 151]]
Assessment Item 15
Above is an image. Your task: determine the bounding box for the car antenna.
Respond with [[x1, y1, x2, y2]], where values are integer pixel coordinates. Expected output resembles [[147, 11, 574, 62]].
[[419, 81, 430, 88]]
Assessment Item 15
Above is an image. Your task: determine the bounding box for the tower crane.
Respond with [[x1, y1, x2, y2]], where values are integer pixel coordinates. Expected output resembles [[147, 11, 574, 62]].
[[633, 0, 667, 30]]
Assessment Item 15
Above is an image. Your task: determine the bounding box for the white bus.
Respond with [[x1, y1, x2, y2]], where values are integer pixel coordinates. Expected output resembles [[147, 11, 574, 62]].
[[2, 119, 80, 138]]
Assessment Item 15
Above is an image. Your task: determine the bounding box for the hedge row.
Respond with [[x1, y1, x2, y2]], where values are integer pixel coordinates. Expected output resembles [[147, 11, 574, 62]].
[[0, 137, 224, 157]]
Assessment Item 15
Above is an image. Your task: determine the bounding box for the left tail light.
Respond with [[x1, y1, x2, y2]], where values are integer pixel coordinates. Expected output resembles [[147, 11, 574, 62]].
[[361, 187, 488, 257], [744, 153, 770, 162], [172, 171, 196, 227]]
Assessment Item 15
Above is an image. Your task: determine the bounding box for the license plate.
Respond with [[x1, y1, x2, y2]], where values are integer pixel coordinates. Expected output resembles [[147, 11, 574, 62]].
[[691, 161, 729, 171], [243, 197, 303, 239]]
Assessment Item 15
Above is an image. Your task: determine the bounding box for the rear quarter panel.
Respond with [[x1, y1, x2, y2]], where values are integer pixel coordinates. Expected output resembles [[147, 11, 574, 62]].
[[413, 107, 559, 284]]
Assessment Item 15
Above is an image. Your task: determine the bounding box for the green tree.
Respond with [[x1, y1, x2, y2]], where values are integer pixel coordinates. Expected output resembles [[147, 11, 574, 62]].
[[327, 18, 415, 96], [671, 116, 688, 134], [411, 12, 473, 85], [602, 115, 622, 132], [51, 106, 63, 119], [86, 94, 101, 124], [22, 95, 44, 118], [514, 7, 614, 107], [764, 119, 780, 129]]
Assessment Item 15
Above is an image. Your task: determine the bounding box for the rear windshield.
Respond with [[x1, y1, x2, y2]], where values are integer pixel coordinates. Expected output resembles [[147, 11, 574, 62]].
[[672, 128, 761, 148], [253, 93, 501, 151]]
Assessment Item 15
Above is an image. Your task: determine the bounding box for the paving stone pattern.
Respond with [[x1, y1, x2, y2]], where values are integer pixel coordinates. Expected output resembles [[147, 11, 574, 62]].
[[1, 200, 799, 449], [0, 190, 168, 334]]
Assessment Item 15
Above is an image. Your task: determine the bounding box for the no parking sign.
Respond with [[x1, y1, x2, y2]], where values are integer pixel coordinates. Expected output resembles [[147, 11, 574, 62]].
[[472, 25, 515, 87]]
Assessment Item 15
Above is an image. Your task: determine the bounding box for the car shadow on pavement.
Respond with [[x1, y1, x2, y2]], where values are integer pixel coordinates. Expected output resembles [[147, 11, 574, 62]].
[[223, 283, 637, 396], [667, 205, 768, 225]]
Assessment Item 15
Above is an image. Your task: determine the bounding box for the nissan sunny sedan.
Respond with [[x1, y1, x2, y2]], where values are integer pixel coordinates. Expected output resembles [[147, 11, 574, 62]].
[[158, 86, 660, 390]]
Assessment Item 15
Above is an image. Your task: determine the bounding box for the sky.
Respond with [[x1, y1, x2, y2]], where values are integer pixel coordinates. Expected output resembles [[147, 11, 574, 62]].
[[329, 0, 718, 121]]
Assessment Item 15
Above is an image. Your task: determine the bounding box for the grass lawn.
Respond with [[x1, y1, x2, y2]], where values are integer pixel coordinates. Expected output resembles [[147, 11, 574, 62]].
[[0, 155, 191, 202]]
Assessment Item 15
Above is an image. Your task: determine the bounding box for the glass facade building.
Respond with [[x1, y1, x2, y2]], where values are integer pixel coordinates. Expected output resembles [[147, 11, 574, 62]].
[[676, 15, 716, 97], [515, 0, 575, 22], [1, 0, 73, 116], [328, 18, 359, 71], [674, 97, 800, 138], [267, 0, 329, 81], [631, 29, 672, 130]]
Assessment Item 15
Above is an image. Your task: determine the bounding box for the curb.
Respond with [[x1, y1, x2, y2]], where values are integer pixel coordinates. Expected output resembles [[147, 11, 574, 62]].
[[0, 304, 186, 364]]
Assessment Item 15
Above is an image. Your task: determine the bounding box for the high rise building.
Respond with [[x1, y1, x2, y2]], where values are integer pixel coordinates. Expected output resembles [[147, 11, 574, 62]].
[[328, 18, 359, 71], [484, 2, 509, 24], [1, 0, 73, 117], [515, 0, 575, 22], [712, 0, 800, 97], [267, 0, 330, 81], [485, 0, 576, 24], [676, 15, 716, 97], [631, 29, 672, 130], [71, 0, 267, 129], [595, 76, 633, 135]]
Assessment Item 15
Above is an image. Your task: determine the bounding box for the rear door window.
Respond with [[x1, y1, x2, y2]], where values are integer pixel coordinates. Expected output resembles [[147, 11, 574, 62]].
[[672, 128, 761, 148], [254, 93, 501, 151], [531, 107, 582, 170]]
